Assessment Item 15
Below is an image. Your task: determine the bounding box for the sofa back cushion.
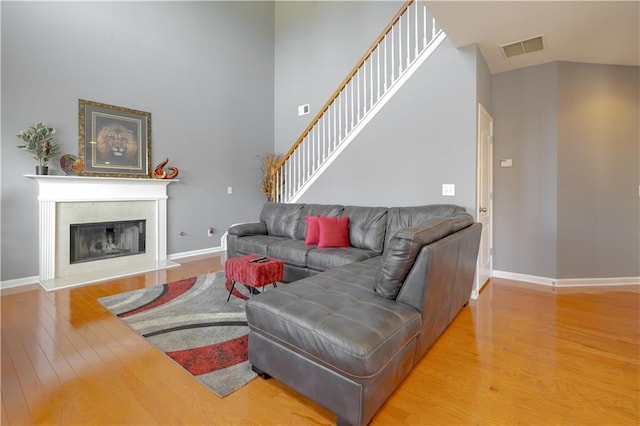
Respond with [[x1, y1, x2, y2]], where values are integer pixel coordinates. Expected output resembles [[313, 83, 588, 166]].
[[260, 202, 304, 239], [384, 204, 466, 248], [295, 204, 344, 240], [376, 214, 473, 300], [342, 206, 388, 253]]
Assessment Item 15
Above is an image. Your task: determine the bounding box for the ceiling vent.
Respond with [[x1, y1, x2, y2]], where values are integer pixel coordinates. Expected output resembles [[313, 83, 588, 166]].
[[500, 35, 544, 58]]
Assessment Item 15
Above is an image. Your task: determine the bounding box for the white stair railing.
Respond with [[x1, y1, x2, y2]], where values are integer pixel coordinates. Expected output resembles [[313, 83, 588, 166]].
[[273, 0, 446, 203]]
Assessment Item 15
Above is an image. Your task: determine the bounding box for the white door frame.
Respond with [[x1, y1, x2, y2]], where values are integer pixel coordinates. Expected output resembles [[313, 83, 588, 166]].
[[473, 103, 493, 299]]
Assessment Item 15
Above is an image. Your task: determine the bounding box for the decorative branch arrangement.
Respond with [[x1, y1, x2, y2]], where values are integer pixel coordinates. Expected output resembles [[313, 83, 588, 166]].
[[259, 152, 282, 202]]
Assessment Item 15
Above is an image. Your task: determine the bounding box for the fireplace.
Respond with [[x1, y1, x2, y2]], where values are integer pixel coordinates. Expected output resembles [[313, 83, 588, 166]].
[[27, 175, 179, 290], [70, 219, 146, 264]]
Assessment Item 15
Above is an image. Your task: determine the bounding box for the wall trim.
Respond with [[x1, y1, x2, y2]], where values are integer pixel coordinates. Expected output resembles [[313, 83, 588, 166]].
[[493, 270, 640, 287], [168, 232, 229, 261], [554, 276, 640, 287], [0, 276, 40, 291], [168, 245, 226, 261], [492, 270, 555, 286]]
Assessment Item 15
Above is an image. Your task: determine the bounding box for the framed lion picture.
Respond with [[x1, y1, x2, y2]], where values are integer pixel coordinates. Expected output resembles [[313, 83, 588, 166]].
[[78, 99, 151, 178]]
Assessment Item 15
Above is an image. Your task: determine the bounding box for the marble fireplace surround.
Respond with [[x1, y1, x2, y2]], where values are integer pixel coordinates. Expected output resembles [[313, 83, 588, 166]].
[[28, 175, 179, 291]]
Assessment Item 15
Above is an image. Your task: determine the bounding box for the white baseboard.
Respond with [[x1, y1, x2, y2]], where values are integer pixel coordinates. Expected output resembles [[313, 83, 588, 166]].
[[492, 270, 556, 286], [168, 245, 226, 260], [493, 270, 640, 287], [554, 276, 640, 287], [0, 275, 40, 290]]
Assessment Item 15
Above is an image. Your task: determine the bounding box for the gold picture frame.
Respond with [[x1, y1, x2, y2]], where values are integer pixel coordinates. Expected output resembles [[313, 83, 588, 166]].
[[78, 99, 152, 178]]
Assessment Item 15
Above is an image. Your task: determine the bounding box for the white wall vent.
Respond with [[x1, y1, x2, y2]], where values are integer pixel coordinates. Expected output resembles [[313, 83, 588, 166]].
[[500, 35, 544, 58]]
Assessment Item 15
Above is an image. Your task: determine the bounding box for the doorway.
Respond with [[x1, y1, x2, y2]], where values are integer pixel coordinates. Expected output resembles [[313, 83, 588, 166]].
[[473, 103, 493, 298]]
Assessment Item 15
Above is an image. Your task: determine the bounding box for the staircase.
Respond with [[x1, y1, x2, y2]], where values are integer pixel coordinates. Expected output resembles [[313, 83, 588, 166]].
[[272, 0, 446, 203]]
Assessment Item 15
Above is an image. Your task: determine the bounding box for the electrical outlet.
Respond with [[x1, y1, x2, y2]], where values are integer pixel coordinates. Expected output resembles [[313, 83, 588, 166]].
[[442, 184, 455, 196], [207, 227, 214, 237]]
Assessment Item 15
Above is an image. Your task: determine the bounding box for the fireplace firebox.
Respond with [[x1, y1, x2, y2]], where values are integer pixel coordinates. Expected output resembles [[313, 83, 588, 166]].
[[70, 220, 146, 264]]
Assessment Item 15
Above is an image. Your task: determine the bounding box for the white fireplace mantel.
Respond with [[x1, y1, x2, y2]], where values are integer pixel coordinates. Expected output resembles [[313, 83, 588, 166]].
[[27, 174, 176, 201], [27, 175, 179, 290]]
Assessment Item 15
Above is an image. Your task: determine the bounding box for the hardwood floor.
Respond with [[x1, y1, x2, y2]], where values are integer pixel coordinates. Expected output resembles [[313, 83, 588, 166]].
[[2, 254, 638, 425]]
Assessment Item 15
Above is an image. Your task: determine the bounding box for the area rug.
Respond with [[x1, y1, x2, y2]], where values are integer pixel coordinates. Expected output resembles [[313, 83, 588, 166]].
[[98, 271, 257, 397]]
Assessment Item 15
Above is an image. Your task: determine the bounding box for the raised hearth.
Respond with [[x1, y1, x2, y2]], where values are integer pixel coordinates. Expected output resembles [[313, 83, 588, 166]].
[[27, 175, 179, 290]]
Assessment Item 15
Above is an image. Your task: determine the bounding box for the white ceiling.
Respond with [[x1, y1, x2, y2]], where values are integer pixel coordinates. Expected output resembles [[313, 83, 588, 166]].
[[425, 1, 640, 74]]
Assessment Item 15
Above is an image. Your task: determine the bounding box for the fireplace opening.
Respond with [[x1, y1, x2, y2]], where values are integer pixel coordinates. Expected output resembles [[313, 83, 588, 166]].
[[70, 220, 146, 264]]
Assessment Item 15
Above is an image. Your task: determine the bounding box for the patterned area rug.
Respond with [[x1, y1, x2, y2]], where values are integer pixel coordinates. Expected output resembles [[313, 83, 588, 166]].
[[98, 271, 257, 397]]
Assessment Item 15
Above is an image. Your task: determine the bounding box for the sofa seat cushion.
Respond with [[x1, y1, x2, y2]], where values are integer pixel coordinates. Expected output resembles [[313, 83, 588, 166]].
[[235, 235, 288, 256], [246, 259, 421, 378], [267, 239, 314, 268], [306, 247, 380, 272]]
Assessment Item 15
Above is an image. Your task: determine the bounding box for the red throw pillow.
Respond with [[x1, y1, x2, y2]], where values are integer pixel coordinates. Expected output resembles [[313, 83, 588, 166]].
[[317, 216, 350, 248], [305, 215, 320, 245]]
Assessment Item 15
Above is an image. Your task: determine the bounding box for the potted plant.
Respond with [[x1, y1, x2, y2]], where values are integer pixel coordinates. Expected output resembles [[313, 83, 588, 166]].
[[16, 122, 61, 175]]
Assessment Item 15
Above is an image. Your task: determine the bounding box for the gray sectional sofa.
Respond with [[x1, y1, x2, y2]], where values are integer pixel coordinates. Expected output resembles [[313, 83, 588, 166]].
[[226, 202, 481, 426]]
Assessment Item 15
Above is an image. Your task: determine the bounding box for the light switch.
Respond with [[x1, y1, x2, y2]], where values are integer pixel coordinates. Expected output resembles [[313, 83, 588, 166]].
[[500, 159, 513, 168], [227, 186, 233, 194], [442, 184, 455, 196]]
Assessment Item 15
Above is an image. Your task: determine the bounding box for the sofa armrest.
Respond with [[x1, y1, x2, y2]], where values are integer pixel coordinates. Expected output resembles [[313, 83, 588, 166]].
[[396, 222, 481, 359], [228, 221, 268, 237]]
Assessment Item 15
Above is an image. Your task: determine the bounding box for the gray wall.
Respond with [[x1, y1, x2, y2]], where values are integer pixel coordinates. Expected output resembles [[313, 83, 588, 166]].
[[493, 61, 639, 279], [557, 62, 639, 279], [274, 0, 402, 155], [297, 39, 480, 213], [1, 1, 275, 281], [492, 63, 559, 278]]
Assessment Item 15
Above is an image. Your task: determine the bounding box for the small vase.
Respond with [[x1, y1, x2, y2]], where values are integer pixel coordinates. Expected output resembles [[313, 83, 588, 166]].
[[36, 166, 49, 175]]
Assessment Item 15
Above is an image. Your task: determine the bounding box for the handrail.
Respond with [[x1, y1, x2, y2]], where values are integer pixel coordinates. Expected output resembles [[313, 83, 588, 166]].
[[274, 0, 415, 170]]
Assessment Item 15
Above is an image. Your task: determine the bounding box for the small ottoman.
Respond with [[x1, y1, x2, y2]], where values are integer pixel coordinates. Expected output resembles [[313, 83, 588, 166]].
[[225, 254, 284, 302]]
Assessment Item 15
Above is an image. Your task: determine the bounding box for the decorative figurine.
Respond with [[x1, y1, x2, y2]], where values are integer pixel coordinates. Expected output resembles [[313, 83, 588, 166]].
[[153, 158, 179, 179], [60, 154, 84, 175]]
